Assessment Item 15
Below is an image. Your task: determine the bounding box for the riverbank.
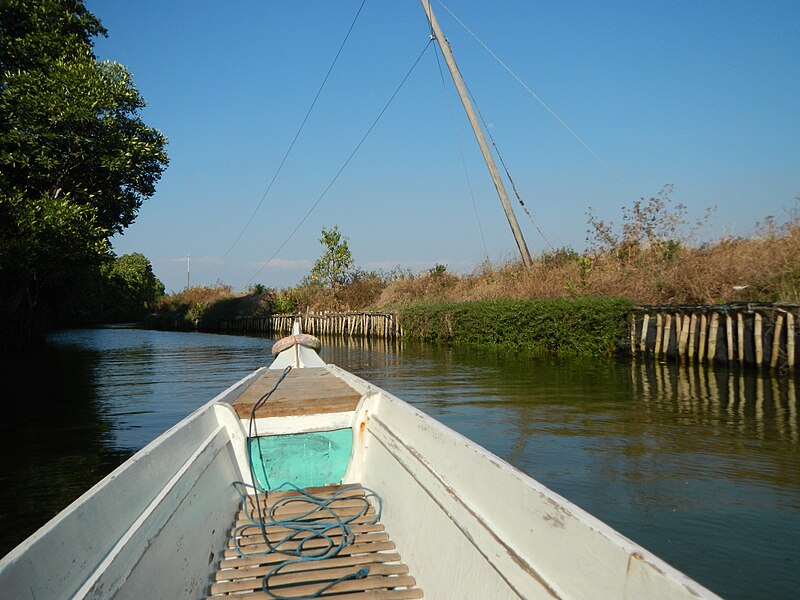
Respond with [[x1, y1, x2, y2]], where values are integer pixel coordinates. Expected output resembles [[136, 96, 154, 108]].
[[148, 296, 633, 358]]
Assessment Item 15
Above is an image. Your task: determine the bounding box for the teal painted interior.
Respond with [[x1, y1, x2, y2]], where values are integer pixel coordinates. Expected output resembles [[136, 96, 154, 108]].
[[249, 429, 353, 491]]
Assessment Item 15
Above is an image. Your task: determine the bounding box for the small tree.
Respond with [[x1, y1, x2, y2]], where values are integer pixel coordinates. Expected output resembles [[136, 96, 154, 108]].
[[102, 253, 165, 321], [311, 225, 354, 289]]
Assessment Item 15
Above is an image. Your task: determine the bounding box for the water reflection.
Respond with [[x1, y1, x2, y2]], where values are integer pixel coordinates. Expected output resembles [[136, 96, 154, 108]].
[[0, 340, 126, 557], [323, 339, 800, 600], [2, 330, 798, 600]]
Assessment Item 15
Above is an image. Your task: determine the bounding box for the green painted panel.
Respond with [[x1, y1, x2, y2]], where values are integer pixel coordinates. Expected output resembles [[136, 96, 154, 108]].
[[249, 429, 353, 491]]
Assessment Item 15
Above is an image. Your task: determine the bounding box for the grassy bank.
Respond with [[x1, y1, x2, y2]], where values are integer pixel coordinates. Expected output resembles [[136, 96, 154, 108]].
[[400, 298, 634, 357], [144, 284, 270, 331], [147, 196, 799, 355]]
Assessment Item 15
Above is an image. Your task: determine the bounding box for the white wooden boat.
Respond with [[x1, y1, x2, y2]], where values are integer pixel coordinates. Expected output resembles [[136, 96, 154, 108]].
[[0, 329, 722, 599]]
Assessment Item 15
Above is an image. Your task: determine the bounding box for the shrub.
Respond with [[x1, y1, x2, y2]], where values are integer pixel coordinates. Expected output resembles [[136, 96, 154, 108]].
[[401, 298, 634, 357]]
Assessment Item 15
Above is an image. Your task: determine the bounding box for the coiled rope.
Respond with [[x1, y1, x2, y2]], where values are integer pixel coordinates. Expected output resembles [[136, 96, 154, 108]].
[[232, 364, 383, 598], [232, 481, 382, 599]]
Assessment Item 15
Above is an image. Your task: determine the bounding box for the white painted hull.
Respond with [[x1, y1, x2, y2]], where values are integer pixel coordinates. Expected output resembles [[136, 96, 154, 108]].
[[0, 360, 722, 599]]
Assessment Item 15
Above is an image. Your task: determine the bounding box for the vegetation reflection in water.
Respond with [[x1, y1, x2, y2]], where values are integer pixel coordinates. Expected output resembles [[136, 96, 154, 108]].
[[1, 330, 798, 600], [322, 336, 800, 600]]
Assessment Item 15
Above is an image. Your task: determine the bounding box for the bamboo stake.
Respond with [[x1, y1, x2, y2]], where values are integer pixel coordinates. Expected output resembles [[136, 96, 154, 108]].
[[630, 314, 637, 356], [726, 314, 734, 362], [688, 313, 698, 361], [698, 313, 708, 363], [662, 313, 672, 355], [654, 313, 663, 358], [771, 313, 785, 369], [738, 312, 745, 364], [678, 314, 690, 359], [754, 312, 764, 367], [640, 314, 650, 353], [787, 311, 796, 369]]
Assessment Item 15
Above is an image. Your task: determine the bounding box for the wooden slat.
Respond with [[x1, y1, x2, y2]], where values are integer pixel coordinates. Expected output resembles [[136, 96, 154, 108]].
[[214, 551, 402, 582], [233, 521, 383, 540], [211, 563, 409, 594], [212, 575, 417, 598], [225, 531, 390, 558], [211, 484, 422, 598], [209, 587, 423, 600], [247, 483, 363, 501], [237, 504, 377, 524], [219, 541, 398, 570], [230, 368, 362, 419]]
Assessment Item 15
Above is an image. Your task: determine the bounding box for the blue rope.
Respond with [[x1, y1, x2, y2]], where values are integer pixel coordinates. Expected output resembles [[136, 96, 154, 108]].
[[231, 481, 382, 598], [234, 361, 383, 597]]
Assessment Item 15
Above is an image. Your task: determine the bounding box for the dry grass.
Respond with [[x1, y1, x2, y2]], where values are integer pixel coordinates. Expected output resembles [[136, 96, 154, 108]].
[[154, 222, 800, 322], [376, 223, 800, 308]]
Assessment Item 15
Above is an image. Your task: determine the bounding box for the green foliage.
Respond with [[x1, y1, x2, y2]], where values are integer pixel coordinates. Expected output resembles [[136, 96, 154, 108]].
[[1, 191, 109, 285], [400, 298, 634, 357], [429, 263, 448, 276], [311, 225, 354, 289], [540, 246, 581, 267], [101, 253, 164, 322], [152, 284, 235, 330], [0, 0, 168, 345], [248, 283, 268, 295], [273, 291, 299, 314]]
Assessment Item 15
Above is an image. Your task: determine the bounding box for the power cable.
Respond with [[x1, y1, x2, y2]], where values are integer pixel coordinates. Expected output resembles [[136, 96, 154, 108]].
[[436, 0, 641, 201], [243, 39, 434, 286], [428, 21, 490, 262], [464, 82, 556, 251], [205, 0, 369, 275]]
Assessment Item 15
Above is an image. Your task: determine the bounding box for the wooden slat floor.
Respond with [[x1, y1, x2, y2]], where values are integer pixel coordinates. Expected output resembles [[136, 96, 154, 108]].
[[230, 368, 362, 420], [209, 484, 423, 599]]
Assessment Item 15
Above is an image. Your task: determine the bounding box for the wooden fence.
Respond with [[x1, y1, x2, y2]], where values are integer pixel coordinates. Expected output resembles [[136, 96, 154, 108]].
[[630, 303, 798, 371], [218, 311, 402, 339]]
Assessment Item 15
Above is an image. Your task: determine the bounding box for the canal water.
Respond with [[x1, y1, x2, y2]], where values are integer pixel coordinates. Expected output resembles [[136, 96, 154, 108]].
[[1, 328, 798, 599]]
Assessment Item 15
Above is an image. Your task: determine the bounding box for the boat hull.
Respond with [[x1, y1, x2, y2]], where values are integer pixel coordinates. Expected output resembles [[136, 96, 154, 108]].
[[0, 362, 722, 599]]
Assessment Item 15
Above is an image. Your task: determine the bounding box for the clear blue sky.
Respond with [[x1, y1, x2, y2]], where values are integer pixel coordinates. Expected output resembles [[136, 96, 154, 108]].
[[87, 0, 800, 293]]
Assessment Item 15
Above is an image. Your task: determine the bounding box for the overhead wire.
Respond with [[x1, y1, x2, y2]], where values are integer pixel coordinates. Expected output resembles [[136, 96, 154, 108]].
[[464, 82, 556, 251], [243, 39, 434, 286], [425, 3, 490, 262], [436, 0, 642, 202], [204, 0, 369, 276]]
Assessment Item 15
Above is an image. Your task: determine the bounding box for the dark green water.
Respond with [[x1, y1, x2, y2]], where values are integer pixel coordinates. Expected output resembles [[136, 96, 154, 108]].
[[1, 328, 798, 599]]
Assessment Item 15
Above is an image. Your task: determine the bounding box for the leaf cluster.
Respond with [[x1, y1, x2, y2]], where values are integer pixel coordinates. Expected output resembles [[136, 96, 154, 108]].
[[310, 225, 354, 289], [400, 298, 634, 357], [0, 0, 169, 344]]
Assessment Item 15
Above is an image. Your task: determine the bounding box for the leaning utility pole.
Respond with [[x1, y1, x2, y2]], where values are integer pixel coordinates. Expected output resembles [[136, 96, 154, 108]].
[[420, 1, 533, 267]]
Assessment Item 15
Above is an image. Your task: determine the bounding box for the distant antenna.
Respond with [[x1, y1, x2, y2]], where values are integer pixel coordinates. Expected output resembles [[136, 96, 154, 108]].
[[187, 254, 190, 289]]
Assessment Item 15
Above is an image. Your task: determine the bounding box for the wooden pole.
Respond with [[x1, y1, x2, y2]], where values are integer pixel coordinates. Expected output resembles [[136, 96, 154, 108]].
[[640, 314, 650, 353], [678, 314, 690, 359], [688, 313, 698, 361], [419, 1, 533, 267], [662, 313, 672, 356], [654, 313, 663, 358], [726, 314, 734, 362], [737, 312, 745, 365], [771, 313, 784, 369], [698, 312, 708, 363], [754, 312, 764, 367], [708, 313, 719, 362]]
